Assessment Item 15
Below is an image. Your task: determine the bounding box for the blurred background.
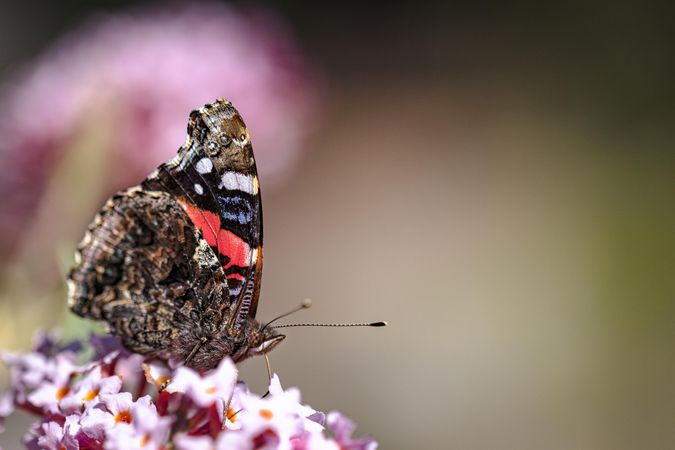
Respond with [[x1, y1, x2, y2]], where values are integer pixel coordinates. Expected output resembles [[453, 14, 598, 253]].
[[1, 1, 674, 449]]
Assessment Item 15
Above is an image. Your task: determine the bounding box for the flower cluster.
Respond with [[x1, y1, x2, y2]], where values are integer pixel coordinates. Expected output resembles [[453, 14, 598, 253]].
[[1, 332, 376, 450]]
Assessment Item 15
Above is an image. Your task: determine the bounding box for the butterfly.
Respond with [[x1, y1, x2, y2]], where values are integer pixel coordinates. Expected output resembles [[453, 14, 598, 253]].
[[67, 99, 284, 371]]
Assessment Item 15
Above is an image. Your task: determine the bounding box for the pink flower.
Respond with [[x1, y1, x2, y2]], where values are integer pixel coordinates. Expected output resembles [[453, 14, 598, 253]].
[[60, 366, 122, 413], [143, 361, 172, 391], [78, 392, 136, 441], [236, 374, 319, 449], [268, 375, 323, 434], [166, 357, 237, 408], [104, 397, 171, 450], [2, 351, 51, 395], [223, 383, 251, 431], [35, 417, 80, 450], [101, 392, 136, 424], [26, 354, 78, 413], [326, 412, 378, 450], [114, 354, 144, 381], [0, 2, 319, 259], [79, 407, 114, 442], [112, 353, 145, 396]]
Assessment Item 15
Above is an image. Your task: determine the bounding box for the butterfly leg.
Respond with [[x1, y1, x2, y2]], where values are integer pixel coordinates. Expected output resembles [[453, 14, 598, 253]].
[[185, 336, 209, 365]]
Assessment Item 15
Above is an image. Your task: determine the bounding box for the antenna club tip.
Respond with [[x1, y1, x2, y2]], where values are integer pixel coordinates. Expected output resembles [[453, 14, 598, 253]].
[[371, 321, 388, 327], [302, 298, 313, 308]]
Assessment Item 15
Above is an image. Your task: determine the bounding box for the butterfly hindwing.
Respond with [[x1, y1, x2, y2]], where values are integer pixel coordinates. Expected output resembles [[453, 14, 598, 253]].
[[67, 187, 229, 359]]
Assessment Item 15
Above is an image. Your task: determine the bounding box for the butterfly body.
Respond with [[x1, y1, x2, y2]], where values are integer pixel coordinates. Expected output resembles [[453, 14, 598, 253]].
[[68, 100, 283, 370]]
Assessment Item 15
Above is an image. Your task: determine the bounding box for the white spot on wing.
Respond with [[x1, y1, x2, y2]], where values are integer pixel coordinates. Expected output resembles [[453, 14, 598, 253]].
[[195, 158, 213, 174], [194, 183, 204, 195], [218, 171, 258, 195]]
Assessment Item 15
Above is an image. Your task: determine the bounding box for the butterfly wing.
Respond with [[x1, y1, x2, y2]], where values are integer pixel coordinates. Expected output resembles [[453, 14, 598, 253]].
[[141, 100, 263, 334], [68, 187, 229, 358]]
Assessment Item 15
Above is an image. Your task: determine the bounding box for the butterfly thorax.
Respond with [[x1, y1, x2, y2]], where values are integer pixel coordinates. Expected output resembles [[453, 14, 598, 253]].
[[171, 315, 284, 371]]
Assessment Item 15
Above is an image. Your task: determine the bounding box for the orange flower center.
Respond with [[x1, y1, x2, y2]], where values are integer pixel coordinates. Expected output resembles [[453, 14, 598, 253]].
[[205, 386, 217, 394], [226, 407, 237, 422], [140, 434, 150, 447], [83, 388, 100, 401], [55, 386, 70, 400], [259, 408, 274, 420], [115, 410, 132, 424], [143, 365, 171, 388]]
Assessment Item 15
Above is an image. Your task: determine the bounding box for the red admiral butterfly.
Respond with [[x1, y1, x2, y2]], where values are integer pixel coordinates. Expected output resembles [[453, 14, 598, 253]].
[[67, 99, 281, 371]]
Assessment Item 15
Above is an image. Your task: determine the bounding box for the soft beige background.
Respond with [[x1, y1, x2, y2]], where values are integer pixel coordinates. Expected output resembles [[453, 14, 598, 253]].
[[2, 2, 674, 449]]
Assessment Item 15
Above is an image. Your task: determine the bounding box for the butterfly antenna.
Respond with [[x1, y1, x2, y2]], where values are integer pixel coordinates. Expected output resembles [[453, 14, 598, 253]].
[[273, 321, 388, 329], [261, 298, 313, 332]]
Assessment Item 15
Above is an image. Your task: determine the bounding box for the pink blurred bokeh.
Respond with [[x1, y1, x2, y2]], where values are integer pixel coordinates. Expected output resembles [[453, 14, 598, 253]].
[[0, 2, 320, 260]]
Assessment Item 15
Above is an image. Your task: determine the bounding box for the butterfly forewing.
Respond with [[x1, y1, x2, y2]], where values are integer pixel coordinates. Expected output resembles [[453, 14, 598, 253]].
[[142, 101, 264, 328]]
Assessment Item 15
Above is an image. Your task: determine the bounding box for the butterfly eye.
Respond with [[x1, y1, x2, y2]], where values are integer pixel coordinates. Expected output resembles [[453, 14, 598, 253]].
[[240, 133, 246, 142], [206, 140, 220, 156], [219, 134, 232, 147]]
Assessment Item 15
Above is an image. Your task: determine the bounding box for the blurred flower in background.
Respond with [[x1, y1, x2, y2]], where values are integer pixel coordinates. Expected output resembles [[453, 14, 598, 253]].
[[0, 1, 319, 262], [0, 2, 320, 347]]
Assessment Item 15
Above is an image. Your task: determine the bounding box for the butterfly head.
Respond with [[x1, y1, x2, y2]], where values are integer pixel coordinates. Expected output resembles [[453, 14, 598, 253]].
[[230, 317, 285, 363]]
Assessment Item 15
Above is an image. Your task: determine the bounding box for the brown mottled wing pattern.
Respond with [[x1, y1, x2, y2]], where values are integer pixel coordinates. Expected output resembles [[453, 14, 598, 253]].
[[67, 187, 229, 359]]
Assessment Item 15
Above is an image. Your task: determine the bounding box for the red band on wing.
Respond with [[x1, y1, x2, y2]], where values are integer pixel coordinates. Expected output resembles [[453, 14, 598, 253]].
[[179, 200, 251, 270], [226, 273, 245, 282], [180, 201, 220, 247], [217, 229, 250, 270]]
